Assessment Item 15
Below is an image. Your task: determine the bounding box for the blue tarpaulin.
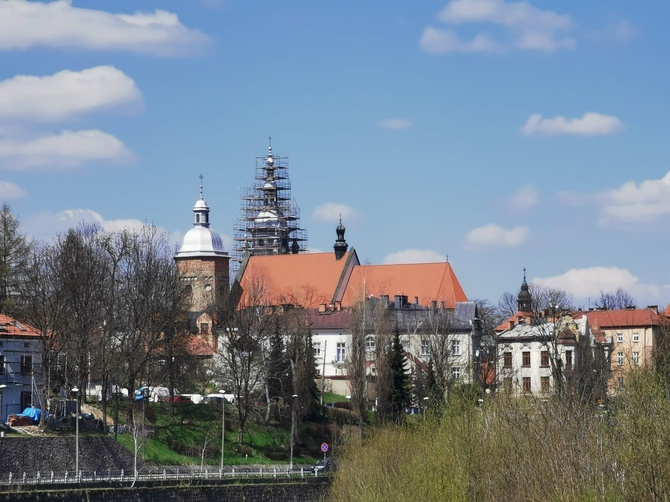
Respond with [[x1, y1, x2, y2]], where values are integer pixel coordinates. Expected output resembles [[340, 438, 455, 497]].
[[19, 407, 41, 422]]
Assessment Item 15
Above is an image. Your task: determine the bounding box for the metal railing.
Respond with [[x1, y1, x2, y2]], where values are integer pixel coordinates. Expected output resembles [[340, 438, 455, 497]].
[[0, 466, 325, 488]]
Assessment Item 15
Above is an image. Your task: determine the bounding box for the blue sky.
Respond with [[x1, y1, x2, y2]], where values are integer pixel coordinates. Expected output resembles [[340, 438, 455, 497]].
[[1, 0, 669, 309]]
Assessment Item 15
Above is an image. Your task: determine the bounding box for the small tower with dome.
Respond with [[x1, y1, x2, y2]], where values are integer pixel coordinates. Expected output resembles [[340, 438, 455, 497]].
[[175, 177, 230, 314]]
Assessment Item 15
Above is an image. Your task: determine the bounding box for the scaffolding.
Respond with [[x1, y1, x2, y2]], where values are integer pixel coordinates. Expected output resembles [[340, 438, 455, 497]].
[[232, 142, 308, 274]]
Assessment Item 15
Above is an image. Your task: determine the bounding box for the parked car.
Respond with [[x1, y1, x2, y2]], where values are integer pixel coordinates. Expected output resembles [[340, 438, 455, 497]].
[[171, 394, 192, 404], [312, 457, 337, 474], [204, 393, 235, 404]]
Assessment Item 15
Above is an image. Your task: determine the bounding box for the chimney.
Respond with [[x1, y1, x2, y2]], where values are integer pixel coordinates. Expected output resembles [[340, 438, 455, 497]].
[[334, 301, 342, 312], [394, 295, 403, 309], [431, 300, 438, 313], [509, 320, 515, 329], [648, 305, 659, 314], [381, 295, 389, 306], [318, 303, 326, 313], [440, 301, 445, 311], [414, 296, 419, 305]]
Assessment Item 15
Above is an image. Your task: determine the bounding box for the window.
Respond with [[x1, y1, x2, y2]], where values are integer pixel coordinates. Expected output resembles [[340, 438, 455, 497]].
[[617, 332, 623, 343], [20, 391, 31, 410], [540, 351, 549, 367], [336, 342, 346, 362], [200, 323, 209, 334], [632, 351, 639, 366], [617, 352, 624, 366], [20, 355, 32, 375], [365, 335, 376, 354], [503, 377, 513, 393], [503, 352, 512, 369], [522, 351, 531, 367], [565, 351, 573, 371], [0, 355, 4, 375], [541, 376, 550, 393], [633, 333, 639, 343], [451, 366, 461, 380], [451, 340, 461, 356], [313, 342, 321, 358], [420, 339, 430, 357], [522, 377, 531, 394]]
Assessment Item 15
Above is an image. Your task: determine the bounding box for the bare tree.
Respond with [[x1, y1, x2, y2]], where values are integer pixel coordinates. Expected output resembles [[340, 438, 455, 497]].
[[0, 204, 32, 314], [594, 288, 636, 310]]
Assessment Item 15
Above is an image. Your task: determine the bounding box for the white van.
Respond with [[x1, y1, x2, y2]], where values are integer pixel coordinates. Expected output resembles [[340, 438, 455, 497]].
[[205, 393, 235, 404]]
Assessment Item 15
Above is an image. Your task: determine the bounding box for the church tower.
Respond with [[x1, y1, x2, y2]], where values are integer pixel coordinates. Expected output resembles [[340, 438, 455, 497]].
[[175, 177, 230, 315], [517, 269, 532, 312], [333, 217, 348, 260]]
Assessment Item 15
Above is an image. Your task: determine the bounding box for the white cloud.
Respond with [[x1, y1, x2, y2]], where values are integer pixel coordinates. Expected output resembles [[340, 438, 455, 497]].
[[559, 171, 670, 227], [25, 208, 147, 242], [592, 19, 639, 45], [0, 129, 133, 170], [0, 66, 143, 123], [464, 223, 528, 248], [0, 66, 143, 122], [419, 27, 502, 54], [377, 118, 413, 130], [312, 202, 359, 224], [521, 112, 624, 136], [0, 0, 210, 56], [533, 267, 660, 302], [383, 249, 446, 264], [507, 183, 538, 211], [423, 0, 575, 55], [0, 180, 26, 199]]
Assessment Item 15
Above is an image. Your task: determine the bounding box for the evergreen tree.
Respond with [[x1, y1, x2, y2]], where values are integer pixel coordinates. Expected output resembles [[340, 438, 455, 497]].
[[389, 328, 410, 423], [0, 204, 31, 313]]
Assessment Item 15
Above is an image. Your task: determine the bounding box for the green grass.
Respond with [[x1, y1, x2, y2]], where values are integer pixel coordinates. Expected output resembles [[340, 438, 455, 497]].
[[322, 391, 347, 403], [109, 400, 319, 466]]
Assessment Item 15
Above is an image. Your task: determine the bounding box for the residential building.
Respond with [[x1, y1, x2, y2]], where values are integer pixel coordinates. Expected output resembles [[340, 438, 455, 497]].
[[0, 314, 43, 422], [573, 306, 666, 393]]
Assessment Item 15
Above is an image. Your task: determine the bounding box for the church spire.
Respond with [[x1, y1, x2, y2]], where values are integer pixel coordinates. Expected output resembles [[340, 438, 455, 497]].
[[193, 175, 210, 228], [334, 216, 348, 260], [517, 268, 532, 312]]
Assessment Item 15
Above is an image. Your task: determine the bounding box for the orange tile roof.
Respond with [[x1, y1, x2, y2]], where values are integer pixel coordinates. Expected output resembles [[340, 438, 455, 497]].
[[0, 314, 40, 337], [342, 262, 468, 308], [573, 308, 667, 328], [237, 251, 355, 308]]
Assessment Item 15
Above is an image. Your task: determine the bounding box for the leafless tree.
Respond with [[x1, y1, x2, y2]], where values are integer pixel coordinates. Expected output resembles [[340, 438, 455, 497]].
[[594, 288, 636, 310], [0, 204, 32, 314]]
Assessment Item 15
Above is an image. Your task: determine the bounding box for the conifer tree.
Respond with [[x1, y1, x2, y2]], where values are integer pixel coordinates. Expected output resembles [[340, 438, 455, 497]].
[[389, 328, 410, 423], [0, 204, 31, 313]]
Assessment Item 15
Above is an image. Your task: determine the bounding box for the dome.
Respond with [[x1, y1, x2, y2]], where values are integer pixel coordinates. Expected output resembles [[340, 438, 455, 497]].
[[175, 226, 228, 258]]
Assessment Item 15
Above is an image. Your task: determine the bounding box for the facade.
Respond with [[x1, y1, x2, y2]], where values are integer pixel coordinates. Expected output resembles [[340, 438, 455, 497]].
[[496, 276, 612, 398], [573, 307, 666, 393], [0, 314, 43, 422]]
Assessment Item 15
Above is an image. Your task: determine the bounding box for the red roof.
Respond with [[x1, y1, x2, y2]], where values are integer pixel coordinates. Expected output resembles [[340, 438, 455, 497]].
[[0, 314, 40, 338], [342, 262, 468, 308], [573, 308, 667, 329], [237, 251, 355, 308]]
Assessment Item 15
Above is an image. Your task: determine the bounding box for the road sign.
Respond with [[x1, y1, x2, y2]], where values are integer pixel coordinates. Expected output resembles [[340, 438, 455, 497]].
[[320, 443, 329, 453]]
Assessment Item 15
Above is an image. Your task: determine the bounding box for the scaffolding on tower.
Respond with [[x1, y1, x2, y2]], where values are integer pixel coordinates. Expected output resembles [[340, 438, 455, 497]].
[[232, 142, 308, 276]]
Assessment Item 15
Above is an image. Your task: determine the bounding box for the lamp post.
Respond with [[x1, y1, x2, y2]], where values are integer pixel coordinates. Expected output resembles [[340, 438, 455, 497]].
[[219, 389, 226, 471], [422, 396, 429, 420], [71, 387, 79, 475], [289, 394, 298, 470]]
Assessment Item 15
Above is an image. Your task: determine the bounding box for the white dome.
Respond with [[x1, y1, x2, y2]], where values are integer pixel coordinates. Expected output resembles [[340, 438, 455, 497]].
[[175, 226, 228, 258]]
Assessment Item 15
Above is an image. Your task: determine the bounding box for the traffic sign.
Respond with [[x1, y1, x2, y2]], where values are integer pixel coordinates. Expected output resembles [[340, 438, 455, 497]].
[[320, 443, 329, 453]]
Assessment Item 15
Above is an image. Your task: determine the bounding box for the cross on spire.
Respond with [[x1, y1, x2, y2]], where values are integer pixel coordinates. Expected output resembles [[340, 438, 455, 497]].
[[199, 174, 204, 199]]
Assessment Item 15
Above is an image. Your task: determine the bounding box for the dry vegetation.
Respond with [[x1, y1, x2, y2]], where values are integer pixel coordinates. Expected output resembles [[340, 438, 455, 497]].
[[329, 370, 670, 502]]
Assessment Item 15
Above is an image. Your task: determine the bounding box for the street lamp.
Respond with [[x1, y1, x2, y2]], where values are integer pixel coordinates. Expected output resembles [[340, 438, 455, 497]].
[[71, 387, 79, 475], [289, 394, 298, 471], [422, 396, 429, 420], [219, 389, 226, 471]]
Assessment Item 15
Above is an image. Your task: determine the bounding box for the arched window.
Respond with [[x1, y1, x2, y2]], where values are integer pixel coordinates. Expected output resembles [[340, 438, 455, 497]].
[[365, 335, 376, 354]]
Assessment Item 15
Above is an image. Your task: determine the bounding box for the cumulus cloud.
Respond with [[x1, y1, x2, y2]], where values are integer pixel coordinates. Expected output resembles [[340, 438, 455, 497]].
[[0, 129, 133, 170], [0, 180, 26, 199], [522, 112, 624, 136], [312, 202, 359, 223], [464, 223, 528, 249], [383, 249, 447, 264], [507, 183, 538, 211], [419, 27, 502, 54], [558, 171, 670, 227], [422, 0, 575, 55], [377, 118, 413, 130], [533, 266, 660, 302], [25, 208, 147, 241], [0, 66, 143, 123], [0, 0, 210, 56]]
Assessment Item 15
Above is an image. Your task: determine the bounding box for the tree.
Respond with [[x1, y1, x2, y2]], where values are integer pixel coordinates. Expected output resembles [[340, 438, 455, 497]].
[[595, 288, 635, 310], [0, 204, 32, 314], [387, 328, 410, 423]]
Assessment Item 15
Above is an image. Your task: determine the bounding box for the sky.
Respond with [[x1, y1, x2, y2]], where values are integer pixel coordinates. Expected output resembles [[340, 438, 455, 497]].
[[0, 0, 669, 310]]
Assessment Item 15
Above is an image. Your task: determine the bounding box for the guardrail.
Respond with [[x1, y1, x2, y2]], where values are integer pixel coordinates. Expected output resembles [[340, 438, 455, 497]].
[[0, 466, 325, 488]]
